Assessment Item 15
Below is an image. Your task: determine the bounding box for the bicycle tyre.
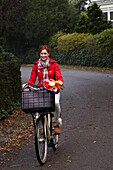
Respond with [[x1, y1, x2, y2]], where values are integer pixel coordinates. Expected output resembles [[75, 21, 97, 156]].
[[35, 117, 48, 165]]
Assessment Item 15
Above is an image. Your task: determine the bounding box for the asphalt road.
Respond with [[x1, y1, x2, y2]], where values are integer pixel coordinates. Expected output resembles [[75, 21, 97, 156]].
[[2, 66, 113, 170]]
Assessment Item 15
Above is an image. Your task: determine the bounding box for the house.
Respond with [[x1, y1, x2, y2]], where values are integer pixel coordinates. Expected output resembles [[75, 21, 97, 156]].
[[91, 0, 113, 26]]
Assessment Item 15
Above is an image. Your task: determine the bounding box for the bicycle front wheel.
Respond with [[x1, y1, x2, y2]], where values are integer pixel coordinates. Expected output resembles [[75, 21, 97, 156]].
[[35, 117, 48, 165]]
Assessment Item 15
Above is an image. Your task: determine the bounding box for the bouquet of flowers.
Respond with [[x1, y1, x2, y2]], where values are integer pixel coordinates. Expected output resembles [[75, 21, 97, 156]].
[[41, 79, 62, 93]]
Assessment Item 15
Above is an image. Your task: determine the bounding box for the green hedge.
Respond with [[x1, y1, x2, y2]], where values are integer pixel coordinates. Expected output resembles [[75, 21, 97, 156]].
[[49, 29, 113, 68], [52, 49, 96, 66], [0, 47, 21, 119], [94, 29, 113, 59], [48, 31, 65, 51]]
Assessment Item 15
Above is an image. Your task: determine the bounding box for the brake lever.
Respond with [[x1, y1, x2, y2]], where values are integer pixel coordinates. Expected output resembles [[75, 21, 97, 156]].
[[60, 85, 64, 90]]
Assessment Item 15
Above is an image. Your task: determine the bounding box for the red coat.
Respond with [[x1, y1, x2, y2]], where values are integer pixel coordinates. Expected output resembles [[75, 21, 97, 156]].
[[27, 58, 63, 87]]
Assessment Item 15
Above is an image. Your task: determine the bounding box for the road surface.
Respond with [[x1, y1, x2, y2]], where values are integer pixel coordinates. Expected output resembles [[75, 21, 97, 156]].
[[2, 66, 113, 170]]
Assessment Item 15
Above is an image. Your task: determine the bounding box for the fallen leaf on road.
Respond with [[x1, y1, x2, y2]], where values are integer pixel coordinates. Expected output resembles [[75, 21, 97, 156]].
[[0, 107, 34, 165], [54, 161, 60, 164], [75, 138, 79, 144], [67, 160, 72, 162], [93, 127, 97, 130], [17, 135, 23, 139]]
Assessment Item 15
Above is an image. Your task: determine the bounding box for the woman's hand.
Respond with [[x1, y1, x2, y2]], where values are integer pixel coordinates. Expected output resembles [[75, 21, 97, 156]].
[[58, 80, 63, 86], [22, 83, 28, 89]]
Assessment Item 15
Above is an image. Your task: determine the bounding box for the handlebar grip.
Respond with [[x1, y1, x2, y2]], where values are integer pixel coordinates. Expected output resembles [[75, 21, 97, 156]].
[[24, 84, 29, 88]]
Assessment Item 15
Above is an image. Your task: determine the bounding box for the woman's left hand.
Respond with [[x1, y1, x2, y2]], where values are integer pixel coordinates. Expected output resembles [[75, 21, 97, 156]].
[[58, 80, 63, 86]]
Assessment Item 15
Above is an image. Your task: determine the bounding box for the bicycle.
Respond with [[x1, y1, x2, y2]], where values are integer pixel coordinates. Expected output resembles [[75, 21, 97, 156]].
[[21, 84, 59, 165]]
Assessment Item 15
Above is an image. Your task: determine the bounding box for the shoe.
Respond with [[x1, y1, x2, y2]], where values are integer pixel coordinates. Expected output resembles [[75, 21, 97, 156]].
[[55, 126, 61, 135]]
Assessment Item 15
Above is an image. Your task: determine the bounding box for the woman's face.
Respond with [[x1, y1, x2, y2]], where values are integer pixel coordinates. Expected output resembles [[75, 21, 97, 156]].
[[40, 49, 49, 62]]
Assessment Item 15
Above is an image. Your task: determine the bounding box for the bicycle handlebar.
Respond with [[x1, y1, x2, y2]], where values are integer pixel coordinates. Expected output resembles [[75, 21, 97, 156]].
[[23, 83, 64, 91], [23, 83, 41, 90], [60, 85, 64, 90]]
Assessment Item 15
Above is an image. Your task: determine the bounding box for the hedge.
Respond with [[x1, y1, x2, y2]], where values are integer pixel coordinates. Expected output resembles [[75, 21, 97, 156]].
[[49, 29, 113, 68], [0, 47, 21, 119]]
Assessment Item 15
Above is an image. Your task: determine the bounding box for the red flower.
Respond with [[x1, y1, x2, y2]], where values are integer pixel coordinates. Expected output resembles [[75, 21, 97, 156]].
[[42, 79, 61, 93]]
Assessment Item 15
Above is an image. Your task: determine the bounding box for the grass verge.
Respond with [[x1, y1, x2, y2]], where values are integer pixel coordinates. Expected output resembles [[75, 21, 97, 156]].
[[60, 65, 113, 74]]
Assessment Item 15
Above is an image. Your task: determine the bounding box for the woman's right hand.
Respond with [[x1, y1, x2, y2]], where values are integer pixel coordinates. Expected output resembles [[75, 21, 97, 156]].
[[22, 83, 28, 89]]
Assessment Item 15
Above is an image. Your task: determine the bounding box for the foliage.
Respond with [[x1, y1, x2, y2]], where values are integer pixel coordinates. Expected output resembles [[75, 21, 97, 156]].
[[104, 50, 113, 68], [0, 0, 30, 55], [0, 0, 79, 63], [57, 32, 90, 52], [74, 12, 88, 33], [94, 29, 113, 59], [0, 109, 34, 164], [48, 31, 65, 51], [52, 48, 96, 66], [25, 0, 79, 46], [87, 3, 112, 34], [75, 3, 112, 35], [50, 29, 113, 68], [74, 0, 88, 12], [69, 0, 89, 12], [0, 47, 21, 119], [19, 48, 39, 64]]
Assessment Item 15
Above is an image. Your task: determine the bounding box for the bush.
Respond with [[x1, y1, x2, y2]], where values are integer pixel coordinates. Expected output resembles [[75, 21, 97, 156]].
[[19, 48, 38, 64], [52, 48, 96, 66], [48, 31, 65, 51], [75, 3, 112, 35], [51, 29, 113, 68], [94, 29, 113, 59], [101, 50, 113, 68], [57, 32, 90, 52], [0, 47, 21, 119]]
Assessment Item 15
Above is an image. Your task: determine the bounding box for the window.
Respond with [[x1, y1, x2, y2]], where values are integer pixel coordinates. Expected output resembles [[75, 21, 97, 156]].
[[110, 12, 113, 20], [106, 0, 113, 2], [103, 12, 107, 19]]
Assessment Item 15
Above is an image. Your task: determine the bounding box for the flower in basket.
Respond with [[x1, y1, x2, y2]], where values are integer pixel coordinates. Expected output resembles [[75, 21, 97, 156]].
[[42, 79, 62, 93]]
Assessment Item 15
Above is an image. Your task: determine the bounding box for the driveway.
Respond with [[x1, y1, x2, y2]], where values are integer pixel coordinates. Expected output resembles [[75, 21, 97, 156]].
[[1, 67, 113, 170]]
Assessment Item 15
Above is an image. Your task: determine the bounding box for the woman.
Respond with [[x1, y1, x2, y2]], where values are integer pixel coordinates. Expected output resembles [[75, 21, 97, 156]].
[[23, 45, 63, 134]]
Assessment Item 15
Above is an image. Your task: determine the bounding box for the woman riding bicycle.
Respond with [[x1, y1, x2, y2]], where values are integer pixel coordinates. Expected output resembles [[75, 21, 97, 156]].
[[23, 45, 64, 134]]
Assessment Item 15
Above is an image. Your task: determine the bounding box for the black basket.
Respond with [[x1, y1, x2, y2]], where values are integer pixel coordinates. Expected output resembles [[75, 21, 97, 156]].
[[21, 90, 55, 113]]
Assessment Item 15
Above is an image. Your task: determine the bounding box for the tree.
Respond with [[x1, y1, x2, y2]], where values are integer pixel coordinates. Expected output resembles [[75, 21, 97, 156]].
[[74, 12, 88, 33], [69, 0, 91, 12], [0, 0, 30, 54], [0, 0, 79, 62], [25, 0, 79, 48], [75, 2, 112, 34]]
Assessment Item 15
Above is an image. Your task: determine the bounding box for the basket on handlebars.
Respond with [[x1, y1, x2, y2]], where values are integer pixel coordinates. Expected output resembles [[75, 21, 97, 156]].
[[21, 89, 55, 113]]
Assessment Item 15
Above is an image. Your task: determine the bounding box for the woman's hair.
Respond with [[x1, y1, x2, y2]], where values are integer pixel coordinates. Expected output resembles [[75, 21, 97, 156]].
[[38, 45, 53, 58]]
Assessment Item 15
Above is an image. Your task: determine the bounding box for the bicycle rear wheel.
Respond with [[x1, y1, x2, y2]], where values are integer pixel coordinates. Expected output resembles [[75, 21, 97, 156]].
[[35, 117, 48, 165]]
